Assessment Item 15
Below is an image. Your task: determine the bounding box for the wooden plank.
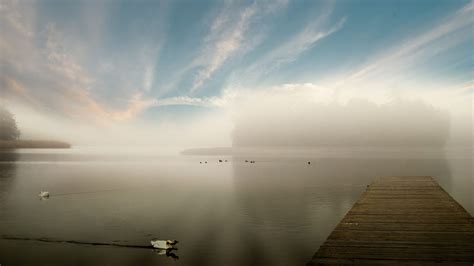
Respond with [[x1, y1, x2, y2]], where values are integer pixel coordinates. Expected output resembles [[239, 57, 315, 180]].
[[327, 230, 474, 243], [341, 214, 472, 224], [315, 246, 474, 261], [336, 222, 474, 232], [347, 210, 470, 216], [309, 176, 474, 265], [321, 240, 474, 249], [312, 258, 472, 265]]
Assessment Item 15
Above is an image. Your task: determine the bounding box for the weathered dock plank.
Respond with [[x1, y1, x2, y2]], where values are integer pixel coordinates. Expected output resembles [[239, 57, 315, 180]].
[[309, 176, 474, 265]]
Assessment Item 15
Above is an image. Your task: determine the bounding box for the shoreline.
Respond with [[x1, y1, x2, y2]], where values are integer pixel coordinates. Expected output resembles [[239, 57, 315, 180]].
[[0, 140, 71, 149], [180, 146, 457, 155]]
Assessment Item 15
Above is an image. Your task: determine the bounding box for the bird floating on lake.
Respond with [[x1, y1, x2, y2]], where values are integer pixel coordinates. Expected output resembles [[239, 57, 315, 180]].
[[151, 239, 179, 250], [38, 191, 50, 199], [308, 161, 311, 165]]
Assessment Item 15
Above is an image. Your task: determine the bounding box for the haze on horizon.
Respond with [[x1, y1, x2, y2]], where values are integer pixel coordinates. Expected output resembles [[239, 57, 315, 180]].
[[1, 0, 472, 148]]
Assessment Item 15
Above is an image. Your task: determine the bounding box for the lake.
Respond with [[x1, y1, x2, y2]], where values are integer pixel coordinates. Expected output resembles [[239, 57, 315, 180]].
[[0, 147, 472, 266]]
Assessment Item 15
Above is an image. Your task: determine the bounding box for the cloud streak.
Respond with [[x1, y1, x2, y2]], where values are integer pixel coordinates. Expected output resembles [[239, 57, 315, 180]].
[[0, 0, 164, 123], [335, 1, 473, 86], [226, 3, 345, 87], [1, 0, 471, 146], [249, 14, 345, 76], [189, 3, 258, 93], [189, 1, 289, 93]]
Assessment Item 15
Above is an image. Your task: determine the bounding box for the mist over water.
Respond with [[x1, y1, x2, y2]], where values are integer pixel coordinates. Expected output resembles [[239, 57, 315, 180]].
[[233, 97, 452, 147], [0, 147, 471, 266], [1, 0, 473, 264], [2, 55, 472, 266]]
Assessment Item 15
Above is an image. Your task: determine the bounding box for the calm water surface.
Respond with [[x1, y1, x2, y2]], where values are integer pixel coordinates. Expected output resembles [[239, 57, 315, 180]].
[[0, 147, 472, 266]]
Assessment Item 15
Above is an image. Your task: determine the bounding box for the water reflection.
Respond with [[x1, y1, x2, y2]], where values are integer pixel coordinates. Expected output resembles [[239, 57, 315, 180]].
[[0, 148, 469, 266], [231, 151, 452, 265], [0, 150, 19, 162], [0, 151, 18, 203], [154, 248, 179, 260]]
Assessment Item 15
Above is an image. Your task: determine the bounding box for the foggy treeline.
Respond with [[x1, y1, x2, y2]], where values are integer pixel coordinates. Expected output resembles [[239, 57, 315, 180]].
[[0, 106, 20, 140], [232, 98, 451, 147]]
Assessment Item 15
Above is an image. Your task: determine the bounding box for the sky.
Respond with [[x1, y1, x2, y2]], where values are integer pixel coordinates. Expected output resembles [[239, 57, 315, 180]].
[[0, 0, 472, 147]]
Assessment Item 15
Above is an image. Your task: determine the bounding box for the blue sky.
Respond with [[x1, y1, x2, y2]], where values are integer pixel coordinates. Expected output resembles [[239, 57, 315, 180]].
[[0, 0, 472, 144]]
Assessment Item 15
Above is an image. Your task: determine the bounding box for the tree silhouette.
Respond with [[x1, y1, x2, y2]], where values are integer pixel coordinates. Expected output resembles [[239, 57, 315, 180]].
[[0, 106, 20, 140]]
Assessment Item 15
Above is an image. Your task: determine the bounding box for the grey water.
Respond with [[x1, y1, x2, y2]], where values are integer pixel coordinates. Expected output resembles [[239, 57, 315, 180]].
[[0, 147, 472, 266]]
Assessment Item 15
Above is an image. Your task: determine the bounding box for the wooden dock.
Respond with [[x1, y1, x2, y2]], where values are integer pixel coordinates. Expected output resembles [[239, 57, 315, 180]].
[[309, 176, 474, 265]]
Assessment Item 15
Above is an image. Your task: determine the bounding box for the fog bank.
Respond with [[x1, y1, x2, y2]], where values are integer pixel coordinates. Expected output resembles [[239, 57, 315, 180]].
[[6, 85, 471, 149], [232, 97, 454, 147]]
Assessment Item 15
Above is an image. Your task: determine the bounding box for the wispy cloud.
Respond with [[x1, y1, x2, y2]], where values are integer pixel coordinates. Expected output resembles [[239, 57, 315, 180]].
[[143, 65, 154, 92], [189, 1, 289, 93], [153, 96, 222, 108], [251, 15, 344, 73], [304, 1, 474, 116], [271, 16, 346, 66], [152, 82, 334, 109], [228, 3, 345, 86], [139, 3, 169, 93], [0, 4, 152, 123], [45, 24, 94, 87], [335, 1, 473, 86], [189, 3, 258, 93], [2, 0, 472, 133], [152, 89, 239, 108]]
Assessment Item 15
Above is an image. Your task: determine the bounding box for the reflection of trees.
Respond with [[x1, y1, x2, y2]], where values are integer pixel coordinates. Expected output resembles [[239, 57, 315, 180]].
[[0, 151, 19, 162], [0, 151, 18, 204], [230, 152, 451, 264], [231, 154, 452, 222]]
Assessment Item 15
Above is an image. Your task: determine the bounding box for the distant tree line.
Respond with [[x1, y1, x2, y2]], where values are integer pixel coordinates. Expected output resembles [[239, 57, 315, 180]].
[[232, 98, 450, 147], [0, 106, 20, 140]]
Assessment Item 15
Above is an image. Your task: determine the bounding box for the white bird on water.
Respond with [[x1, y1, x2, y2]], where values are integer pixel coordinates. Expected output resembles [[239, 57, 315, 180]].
[[38, 191, 50, 199], [150, 239, 178, 249]]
